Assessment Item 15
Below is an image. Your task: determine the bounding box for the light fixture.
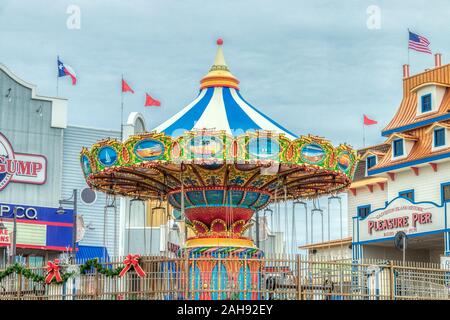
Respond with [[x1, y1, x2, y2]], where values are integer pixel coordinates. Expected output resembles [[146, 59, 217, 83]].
[[36, 105, 43, 117], [56, 206, 65, 215], [5, 88, 12, 102]]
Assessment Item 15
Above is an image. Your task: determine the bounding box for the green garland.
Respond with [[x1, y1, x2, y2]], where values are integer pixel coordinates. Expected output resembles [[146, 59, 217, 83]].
[[0, 263, 74, 284], [0, 258, 126, 285], [79, 259, 124, 277]]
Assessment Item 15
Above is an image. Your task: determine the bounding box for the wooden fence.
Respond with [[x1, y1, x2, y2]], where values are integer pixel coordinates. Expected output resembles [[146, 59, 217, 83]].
[[0, 255, 449, 300]]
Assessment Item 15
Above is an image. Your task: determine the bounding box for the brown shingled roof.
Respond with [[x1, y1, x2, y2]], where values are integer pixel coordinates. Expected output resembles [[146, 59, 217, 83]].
[[353, 143, 390, 181]]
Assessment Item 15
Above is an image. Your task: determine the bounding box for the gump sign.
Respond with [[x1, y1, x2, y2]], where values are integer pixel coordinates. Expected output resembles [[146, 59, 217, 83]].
[[358, 197, 445, 242], [0, 132, 46, 191]]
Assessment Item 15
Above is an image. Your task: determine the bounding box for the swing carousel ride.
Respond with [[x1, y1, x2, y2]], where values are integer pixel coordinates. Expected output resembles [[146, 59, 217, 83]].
[[79, 39, 357, 298]]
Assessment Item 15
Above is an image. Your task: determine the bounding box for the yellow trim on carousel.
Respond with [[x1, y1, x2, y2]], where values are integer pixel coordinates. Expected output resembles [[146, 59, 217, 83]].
[[186, 237, 255, 248], [200, 76, 239, 89]]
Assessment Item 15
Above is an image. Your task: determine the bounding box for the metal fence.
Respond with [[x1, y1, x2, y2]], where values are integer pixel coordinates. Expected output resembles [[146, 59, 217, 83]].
[[0, 255, 449, 300]]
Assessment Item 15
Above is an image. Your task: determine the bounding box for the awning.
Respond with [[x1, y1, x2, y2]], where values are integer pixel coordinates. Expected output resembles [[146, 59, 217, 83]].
[[75, 245, 110, 263]]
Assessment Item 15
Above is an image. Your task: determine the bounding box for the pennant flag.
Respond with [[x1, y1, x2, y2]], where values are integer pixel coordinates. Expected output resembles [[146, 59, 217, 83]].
[[408, 31, 432, 54], [122, 79, 134, 93], [145, 93, 161, 107], [363, 114, 377, 125], [57, 58, 77, 85]]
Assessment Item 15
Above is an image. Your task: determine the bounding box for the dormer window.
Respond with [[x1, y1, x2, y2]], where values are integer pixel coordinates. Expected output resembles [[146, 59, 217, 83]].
[[366, 155, 376, 170], [387, 133, 416, 160], [414, 84, 446, 116], [421, 93, 432, 113], [433, 127, 446, 148], [393, 139, 404, 157]]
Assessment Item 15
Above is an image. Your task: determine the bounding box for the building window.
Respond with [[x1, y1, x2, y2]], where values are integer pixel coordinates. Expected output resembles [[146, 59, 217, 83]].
[[366, 155, 377, 170], [434, 128, 446, 148], [399, 190, 414, 202], [421, 93, 432, 113], [357, 205, 371, 219], [442, 184, 450, 203], [393, 139, 404, 157]]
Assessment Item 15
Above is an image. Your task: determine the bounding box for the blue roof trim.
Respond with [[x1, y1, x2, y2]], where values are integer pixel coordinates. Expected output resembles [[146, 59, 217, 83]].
[[222, 87, 261, 135], [382, 113, 450, 136], [368, 150, 450, 175], [162, 87, 214, 137], [235, 90, 298, 138]]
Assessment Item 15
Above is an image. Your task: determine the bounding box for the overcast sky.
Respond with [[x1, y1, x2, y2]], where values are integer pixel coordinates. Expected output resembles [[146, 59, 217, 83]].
[[2, 0, 450, 150]]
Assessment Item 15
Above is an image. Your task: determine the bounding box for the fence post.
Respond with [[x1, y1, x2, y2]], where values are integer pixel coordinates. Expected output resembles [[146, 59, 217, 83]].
[[389, 260, 395, 300], [296, 254, 302, 300], [17, 272, 22, 300], [94, 268, 100, 300], [184, 253, 189, 300]]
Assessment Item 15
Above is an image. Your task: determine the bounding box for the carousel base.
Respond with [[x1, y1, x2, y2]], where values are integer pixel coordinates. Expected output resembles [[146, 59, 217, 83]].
[[181, 238, 264, 300], [185, 237, 256, 249]]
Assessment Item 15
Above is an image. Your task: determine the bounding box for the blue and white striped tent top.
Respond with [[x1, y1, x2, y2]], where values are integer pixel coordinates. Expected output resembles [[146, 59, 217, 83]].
[[153, 40, 297, 140], [153, 87, 297, 140]]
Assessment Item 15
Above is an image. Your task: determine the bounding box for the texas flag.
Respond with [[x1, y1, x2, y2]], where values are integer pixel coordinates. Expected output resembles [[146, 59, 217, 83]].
[[57, 57, 77, 85]]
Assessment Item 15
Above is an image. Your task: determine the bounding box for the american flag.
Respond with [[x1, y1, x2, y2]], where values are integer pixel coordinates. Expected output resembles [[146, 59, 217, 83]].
[[408, 31, 432, 54]]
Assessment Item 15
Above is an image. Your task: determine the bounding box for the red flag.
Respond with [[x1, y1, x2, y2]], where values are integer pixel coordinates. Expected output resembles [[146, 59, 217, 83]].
[[145, 93, 161, 107], [122, 79, 134, 94], [363, 114, 377, 125]]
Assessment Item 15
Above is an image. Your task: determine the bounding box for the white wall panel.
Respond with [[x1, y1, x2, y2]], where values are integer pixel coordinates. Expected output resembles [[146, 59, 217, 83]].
[[62, 126, 121, 256], [347, 184, 388, 237]]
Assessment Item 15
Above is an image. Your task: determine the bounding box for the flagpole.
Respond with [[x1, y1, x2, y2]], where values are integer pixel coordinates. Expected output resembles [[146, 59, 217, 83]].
[[363, 116, 366, 148], [56, 55, 59, 97], [407, 28, 410, 66], [121, 74, 124, 141]]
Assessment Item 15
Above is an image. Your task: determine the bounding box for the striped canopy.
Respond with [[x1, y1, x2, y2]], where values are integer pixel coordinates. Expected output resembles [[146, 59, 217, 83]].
[[153, 40, 297, 140]]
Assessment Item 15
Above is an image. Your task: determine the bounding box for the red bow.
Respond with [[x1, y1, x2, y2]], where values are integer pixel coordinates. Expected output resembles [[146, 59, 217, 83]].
[[45, 259, 62, 284], [119, 254, 146, 278]]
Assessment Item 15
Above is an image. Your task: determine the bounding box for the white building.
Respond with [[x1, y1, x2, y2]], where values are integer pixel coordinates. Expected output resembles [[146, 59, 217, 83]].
[[351, 54, 450, 263]]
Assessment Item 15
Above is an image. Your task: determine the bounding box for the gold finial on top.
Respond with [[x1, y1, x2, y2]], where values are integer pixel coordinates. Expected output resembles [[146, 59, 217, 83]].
[[200, 38, 240, 90]]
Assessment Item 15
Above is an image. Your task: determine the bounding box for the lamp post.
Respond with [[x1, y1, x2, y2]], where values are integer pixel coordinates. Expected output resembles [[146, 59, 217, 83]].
[[57, 189, 78, 262], [9, 207, 17, 265]]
